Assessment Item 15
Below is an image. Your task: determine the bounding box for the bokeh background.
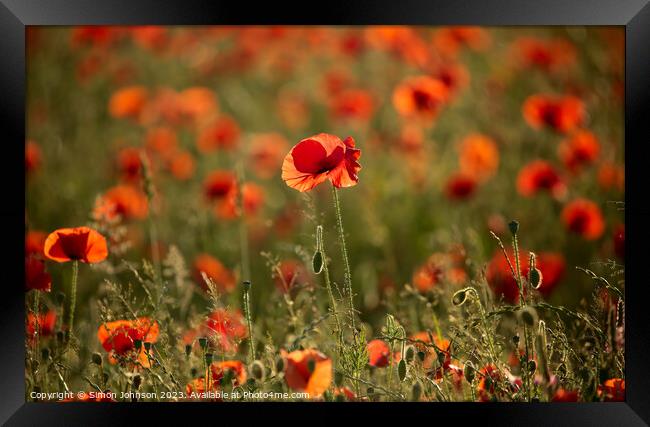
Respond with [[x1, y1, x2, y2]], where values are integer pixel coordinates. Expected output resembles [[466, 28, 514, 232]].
[[26, 26, 624, 340]]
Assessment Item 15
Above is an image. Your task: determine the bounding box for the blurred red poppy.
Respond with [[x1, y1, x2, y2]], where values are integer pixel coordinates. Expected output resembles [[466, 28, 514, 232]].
[[282, 133, 361, 192], [458, 134, 499, 181], [27, 310, 57, 337], [116, 147, 143, 183], [26, 140, 42, 174], [445, 173, 477, 201], [109, 86, 148, 120], [598, 378, 625, 402], [516, 160, 566, 198], [184, 308, 248, 354], [367, 339, 391, 367], [552, 389, 580, 402], [44, 227, 108, 263], [558, 130, 600, 172], [94, 185, 149, 221], [433, 27, 490, 57], [203, 170, 237, 201], [249, 133, 289, 179], [597, 162, 624, 192], [197, 116, 240, 153], [192, 253, 236, 293], [329, 88, 375, 122], [145, 126, 178, 160], [523, 94, 585, 134], [26, 230, 47, 257], [613, 224, 625, 260], [393, 76, 449, 121], [514, 37, 576, 72], [281, 349, 332, 398], [26, 256, 52, 292], [561, 199, 605, 240], [97, 317, 159, 367]]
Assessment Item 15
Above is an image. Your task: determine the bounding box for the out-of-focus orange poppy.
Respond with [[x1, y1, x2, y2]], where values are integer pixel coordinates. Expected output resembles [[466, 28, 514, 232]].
[[108, 86, 148, 120], [598, 378, 625, 401], [276, 89, 310, 131], [445, 173, 477, 201], [367, 339, 391, 367], [433, 26, 490, 57], [561, 199, 605, 240], [597, 162, 624, 192], [409, 332, 452, 371], [26, 140, 42, 174], [192, 253, 236, 293], [248, 133, 289, 179], [281, 133, 361, 192], [167, 150, 195, 180], [393, 76, 449, 122], [282, 349, 332, 398], [432, 62, 470, 98], [486, 249, 566, 303], [458, 134, 499, 181], [522, 94, 585, 134], [131, 26, 168, 51], [26, 310, 57, 338], [329, 88, 375, 122], [273, 259, 310, 294], [94, 185, 149, 221], [97, 317, 159, 368], [178, 87, 218, 124], [184, 308, 248, 354], [552, 389, 580, 402], [44, 227, 108, 263], [412, 250, 467, 292], [71, 26, 122, 48], [513, 37, 576, 72], [197, 116, 240, 153], [116, 147, 143, 183], [476, 364, 503, 402], [26, 230, 47, 257], [613, 224, 625, 260], [26, 256, 52, 292], [212, 360, 248, 386], [203, 170, 237, 201], [145, 126, 178, 160], [364, 26, 430, 67], [516, 160, 566, 198], [558, 130, 600, 172]]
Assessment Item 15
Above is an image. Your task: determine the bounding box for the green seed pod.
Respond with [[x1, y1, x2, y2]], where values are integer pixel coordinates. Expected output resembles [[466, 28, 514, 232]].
[[464, 361, 476, 384], [508, 220, 519, 235], [204, 352, 213, 365], [312, 251, 324, 274], [198, 337, 208, 349], [242, 280, 251, 292], [251, 360, 265, 381], [417, 351, 426, 362], [452, 288, 469, 306], [528, 359, 537, 375], [190, 367, 198, 377], [132, 374, 142, 390], [307, 358, 316, 373], [411, 381, 422, 401], [275, 357, 285, 373], [398, 359, 407, 381], [405, 345, 416, 363], [91, 352, 103, 366], [134, 339, 143, 351], [529, 268, 543, 290], [334, 370, 344, 387]]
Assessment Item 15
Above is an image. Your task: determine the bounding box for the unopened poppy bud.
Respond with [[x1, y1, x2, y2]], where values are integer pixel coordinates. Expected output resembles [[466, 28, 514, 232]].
[[91, 352, 103, 366], [312, 251, 323, 274], [412, 381, 422, 401], [464, 361, 476, 383], [132, 374, 142, 389], [417, 351, 426, 362], [334, 370, 343, 387], [275, 357, 284, 373], [405, 345, 415, 363], [307, 358, 316, 373], [398, 359, 407, 381], [134, 339, 142, 351], [198, 337, 208, 349], [185, 344, 192, 357], [242, 280, 251, 292], [519, 306, 538, 326], [528, 360, 537, 375], [508, 220, 519, 235], [205, 352, 213, 365], [529, 268, 543, 290], [251, 360, 265, 381]]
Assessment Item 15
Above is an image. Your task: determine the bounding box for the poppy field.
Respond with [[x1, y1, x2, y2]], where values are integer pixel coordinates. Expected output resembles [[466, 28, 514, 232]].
[[25, 26, 625, 402]]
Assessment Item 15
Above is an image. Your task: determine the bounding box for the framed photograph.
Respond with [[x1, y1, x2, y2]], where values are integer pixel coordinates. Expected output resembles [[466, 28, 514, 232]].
[[3, 0, 649, 424]]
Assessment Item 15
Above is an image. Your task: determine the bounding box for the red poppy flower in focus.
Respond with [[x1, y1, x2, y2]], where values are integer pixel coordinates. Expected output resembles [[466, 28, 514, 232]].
[[558, 130, 600, 172], [367, 339, 391, 367], [282, 349, 332, 398], [44, 227, 108, 263], [192, 253, 236, 293], [598, 378, 625, 402], [281, 133, 361, 192], [94, 185, 149, 221], [552, 389, 580, 402], [26, 140, 42, 174], [97, 317, 159, 367], [197, 116, 240, 153], [26, 230, 47, 257], [393, 76, 449, 121], [26, 256, 52, 292], [516, 160, 566, 198], [522, 94, 585, 134], [486, 249, 566, 303], [445, 173, 477, 200], [561, 199, 605, 240], [27, 310, 57, 338]]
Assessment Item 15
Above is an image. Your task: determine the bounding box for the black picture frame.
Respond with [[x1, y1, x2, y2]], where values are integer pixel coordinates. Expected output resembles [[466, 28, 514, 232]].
[[2, 0, 649, 425]]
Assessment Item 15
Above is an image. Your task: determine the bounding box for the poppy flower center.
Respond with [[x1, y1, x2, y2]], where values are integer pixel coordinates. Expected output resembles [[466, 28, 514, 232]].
[[412, 89, 435, 111], [58, 231, 90, 260], [292, 139, 344, 174]]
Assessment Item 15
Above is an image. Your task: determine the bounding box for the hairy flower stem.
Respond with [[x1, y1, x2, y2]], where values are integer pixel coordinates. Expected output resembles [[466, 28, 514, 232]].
[[66, 260, 79, 352], [33, 291, 40, 359], [331, 186, 355, 330], [243, 282, 256, 362], [237, 162, 251, 281], [512, 233, 532, 402], [320, 243, 343, 353]]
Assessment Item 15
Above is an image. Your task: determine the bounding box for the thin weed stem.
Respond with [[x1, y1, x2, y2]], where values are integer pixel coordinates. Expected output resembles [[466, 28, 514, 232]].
[[243, 281, 256, 362], [331, 185, 355, 330], [66, 260, 79, 352]]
